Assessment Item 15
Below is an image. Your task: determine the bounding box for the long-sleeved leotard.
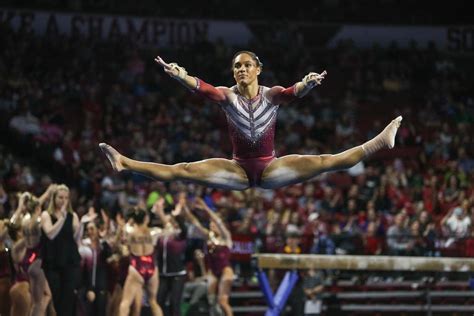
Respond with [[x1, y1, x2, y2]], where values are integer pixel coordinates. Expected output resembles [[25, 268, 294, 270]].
[[193, 78, 298, 186]]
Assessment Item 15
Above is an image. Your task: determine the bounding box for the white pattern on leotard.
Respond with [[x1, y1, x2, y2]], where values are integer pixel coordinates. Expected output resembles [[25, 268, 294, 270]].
[[222, 86, 279, 142]]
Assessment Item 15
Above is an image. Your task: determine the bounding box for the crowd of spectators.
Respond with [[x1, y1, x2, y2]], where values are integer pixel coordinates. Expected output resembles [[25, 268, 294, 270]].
[[1, 11, 473, 298]]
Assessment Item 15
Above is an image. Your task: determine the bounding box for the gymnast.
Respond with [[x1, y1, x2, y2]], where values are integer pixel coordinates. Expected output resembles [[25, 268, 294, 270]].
[[100, 51, 402, 190]]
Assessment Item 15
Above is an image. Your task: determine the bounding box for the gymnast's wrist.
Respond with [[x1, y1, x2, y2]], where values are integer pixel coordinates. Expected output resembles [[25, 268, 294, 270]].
[[296, 82, 310, 97], [187, 77, 201, 92]]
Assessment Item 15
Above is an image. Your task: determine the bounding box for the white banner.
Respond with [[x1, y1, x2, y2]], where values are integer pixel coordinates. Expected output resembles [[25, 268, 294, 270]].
[[327, 25, 474, 53], [0, 9, 254, 47], [2, 10, 473, 53]]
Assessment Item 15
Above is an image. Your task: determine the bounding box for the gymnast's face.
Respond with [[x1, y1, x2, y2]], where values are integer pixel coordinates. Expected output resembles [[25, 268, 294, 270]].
[[233, 53, 261, 87]]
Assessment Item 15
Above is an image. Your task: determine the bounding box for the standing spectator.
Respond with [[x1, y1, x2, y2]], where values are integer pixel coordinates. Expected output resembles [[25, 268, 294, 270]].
[[79, 219, 113, 316], [154, 195, 188, 316], [303, 269, 324, 316], [41, 184, 81, 316]]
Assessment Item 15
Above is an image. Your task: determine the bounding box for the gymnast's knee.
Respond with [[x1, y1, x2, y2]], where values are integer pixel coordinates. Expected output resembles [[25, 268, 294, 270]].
[[218, 295, 230, 306], [173, 162, 195, 178]]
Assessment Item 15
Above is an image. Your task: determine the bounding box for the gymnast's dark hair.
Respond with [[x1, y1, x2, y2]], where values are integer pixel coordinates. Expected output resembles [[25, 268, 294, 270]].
[[25, 195, 40, 215], [231, 51, 263, 70], [130, 207, 147, 225]]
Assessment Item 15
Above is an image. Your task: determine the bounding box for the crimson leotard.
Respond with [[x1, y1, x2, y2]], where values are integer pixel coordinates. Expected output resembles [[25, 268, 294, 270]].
[[19, 243, 41, 276], [194, 79, 298, 186], [130, 254, 155, 282], [205, 244, 231, 278]]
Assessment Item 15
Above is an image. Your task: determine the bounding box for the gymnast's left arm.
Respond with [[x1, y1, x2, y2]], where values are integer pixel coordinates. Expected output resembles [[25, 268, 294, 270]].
[[267, 70, 327, 104]]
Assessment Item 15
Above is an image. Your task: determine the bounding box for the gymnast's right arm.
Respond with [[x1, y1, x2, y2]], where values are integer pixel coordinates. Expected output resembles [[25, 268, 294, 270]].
[[154, 55, 228, 103]]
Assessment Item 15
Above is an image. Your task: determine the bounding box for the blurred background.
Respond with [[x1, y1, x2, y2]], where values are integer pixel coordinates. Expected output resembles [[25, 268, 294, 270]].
[[0, 1, 473, 315]]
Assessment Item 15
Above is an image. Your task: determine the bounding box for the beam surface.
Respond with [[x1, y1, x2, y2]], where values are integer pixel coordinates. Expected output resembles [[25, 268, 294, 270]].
[[254, 254, 474, 272]]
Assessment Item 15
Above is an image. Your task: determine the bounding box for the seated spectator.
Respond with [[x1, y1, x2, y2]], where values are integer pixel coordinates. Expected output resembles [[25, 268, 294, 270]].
[[363, 222, 382, 255], [441, 206, 471, 248], [386, 213, 412, 255], [309, 213, 335, 255], [9, 109, 41, 136]]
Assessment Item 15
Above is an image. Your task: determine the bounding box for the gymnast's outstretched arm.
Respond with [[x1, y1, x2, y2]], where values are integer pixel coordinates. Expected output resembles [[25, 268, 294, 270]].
[[154, 56, 230, 104], [266, 70, 327, 104]]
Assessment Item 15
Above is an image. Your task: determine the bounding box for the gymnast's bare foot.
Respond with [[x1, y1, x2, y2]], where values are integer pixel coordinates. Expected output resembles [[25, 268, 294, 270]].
[[99, 143, 125, 172], [382, 115, 403, 149], [362, 115, 403, 156]]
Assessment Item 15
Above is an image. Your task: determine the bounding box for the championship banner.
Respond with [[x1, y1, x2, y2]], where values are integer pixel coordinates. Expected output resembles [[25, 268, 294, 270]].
[[0, 8, 254, 47], [2, 9, 472, 52]]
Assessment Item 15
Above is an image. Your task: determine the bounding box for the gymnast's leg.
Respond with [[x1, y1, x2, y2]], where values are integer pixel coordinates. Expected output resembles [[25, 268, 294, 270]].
[[99, 143, 249, 190], [260, 116, 402, 189]]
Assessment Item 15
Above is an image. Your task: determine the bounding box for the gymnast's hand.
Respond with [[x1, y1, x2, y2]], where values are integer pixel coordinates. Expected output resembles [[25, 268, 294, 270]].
[[154, 56, 188, 81], [302, 70, 327, 88]]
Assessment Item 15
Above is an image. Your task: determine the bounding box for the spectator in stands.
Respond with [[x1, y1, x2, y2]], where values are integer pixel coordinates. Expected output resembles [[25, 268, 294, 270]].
[[418, 211, 437, 256], [363, 221, 382, 255], [386, 213, 412, 256], [9, 106, 41, 137], [118, 179, 140, 211], [100, 173, 124, 214], [408, 220, 426, 256], [309, 213, 335, 255], [303, 269, 324, 316], [442, 206, 471, 248], [332, 216, 362, 255]]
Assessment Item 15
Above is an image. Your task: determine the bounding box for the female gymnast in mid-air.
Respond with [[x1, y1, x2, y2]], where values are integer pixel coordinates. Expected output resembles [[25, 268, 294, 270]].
[[100, 51, 402, 190]]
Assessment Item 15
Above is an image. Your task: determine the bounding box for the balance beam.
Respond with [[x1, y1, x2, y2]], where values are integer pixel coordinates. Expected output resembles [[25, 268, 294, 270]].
[[252, 254, 474, 316], [253, 254, 474, 272]]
